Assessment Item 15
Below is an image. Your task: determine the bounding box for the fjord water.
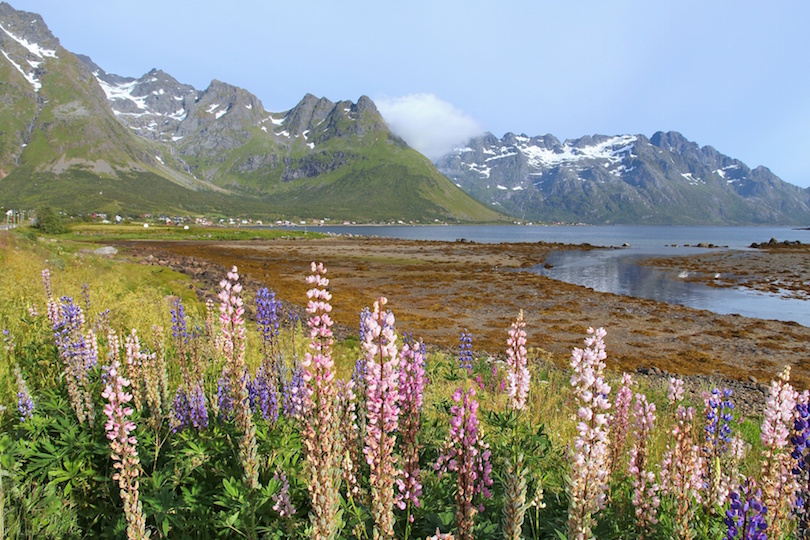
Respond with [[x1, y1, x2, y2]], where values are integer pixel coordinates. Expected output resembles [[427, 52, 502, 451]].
[[294, 225, 810, 326]]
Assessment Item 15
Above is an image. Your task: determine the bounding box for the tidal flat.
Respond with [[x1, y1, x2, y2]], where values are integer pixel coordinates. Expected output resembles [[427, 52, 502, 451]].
[[115, 236, 810, 401]]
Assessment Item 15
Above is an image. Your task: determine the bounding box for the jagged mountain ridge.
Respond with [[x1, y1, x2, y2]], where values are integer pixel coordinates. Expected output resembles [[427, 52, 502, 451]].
[[437, 131, 810, 224], [0, 2, 502, 222]]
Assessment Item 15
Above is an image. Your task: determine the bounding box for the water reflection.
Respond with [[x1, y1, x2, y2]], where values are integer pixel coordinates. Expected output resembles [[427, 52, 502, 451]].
[[533, 249, 810, 327]]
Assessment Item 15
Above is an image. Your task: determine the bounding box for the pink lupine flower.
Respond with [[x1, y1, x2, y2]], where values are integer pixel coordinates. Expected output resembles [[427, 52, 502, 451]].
[[505, 310, 530, 411], [397, 338, 426, 520], [668, 377, 685, 405], [434, 386, 493, 540], [760, 366, 798, 538], [567, 327, 611, 540], [608, 372, 634, 475], [660, 403, 704, 540], [301, 262, 342, 539], [102, 359, 147, 539], [218, 266, 259, 490], [41, 269, 60, 326], [628, 392, 660, 537], [363, 296, 400, 539]]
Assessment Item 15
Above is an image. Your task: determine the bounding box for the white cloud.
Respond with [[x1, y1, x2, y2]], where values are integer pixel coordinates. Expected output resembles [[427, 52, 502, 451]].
[[376, 94, 484, 161]]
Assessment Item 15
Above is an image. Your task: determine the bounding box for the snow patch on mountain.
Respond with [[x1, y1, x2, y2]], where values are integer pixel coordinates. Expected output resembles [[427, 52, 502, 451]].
[[0, 22, 57, 58], [1, 48, 40, 90]]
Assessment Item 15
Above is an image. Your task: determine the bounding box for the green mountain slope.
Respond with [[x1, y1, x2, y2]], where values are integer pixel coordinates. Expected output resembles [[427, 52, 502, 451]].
[[0, 3, 504, 223]]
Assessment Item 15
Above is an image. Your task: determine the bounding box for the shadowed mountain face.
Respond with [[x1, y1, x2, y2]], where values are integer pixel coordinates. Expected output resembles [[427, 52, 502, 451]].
[[437, 131, 810, 225], [0, 3, 503, 222]]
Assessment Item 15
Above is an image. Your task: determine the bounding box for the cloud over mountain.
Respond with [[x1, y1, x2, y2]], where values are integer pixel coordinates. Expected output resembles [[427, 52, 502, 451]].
[[376, 94, 484, 161]]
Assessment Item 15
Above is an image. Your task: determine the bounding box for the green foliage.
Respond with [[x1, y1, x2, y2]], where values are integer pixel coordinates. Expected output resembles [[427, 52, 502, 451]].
[[34, 206, 68, 234]]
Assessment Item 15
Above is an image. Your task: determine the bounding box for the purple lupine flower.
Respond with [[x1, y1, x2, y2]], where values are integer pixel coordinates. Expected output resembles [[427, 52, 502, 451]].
[[170, 298, 188, 346], [724, 478, 768, 539], [567, 327, 612, 540], [791, 399, 810, 536], [434, 386, 493, 540], [249, 365, 278, 423], [14, 365, 34, 422], [397, 338, 426, 518], [282, 366, 305, 419], [256, 287, 282, 352], [81, 282, 91, 313], [359, 306, 371, 343], [702, 387, 736, 511], [54, 296, 95, 426], [102, 359, 148, 539], [170, 381, 209, 433], [272, 469, 296, 518], [660, 403, 704, 539], [216, 370, 234, 421], [458, 330, 473, 373]]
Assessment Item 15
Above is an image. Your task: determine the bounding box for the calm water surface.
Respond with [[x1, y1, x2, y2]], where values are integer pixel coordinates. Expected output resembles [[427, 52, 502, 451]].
[[281, 225, 810, 326]]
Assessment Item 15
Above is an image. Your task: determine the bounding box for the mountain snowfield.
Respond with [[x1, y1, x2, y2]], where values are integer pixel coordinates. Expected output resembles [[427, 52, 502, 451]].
[[0, 2, 808, 224], [436, 131, 810, 224]]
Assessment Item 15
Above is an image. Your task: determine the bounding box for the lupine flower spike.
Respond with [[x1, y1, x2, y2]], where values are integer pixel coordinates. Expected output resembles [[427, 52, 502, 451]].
[[102, 359, 148, 539], [724, 478, 768, 540], [628, 392, 660, 537], [659, 378, 704, 540], [218, 266, 260, 489], [397, 337, 426, 526], [702, 387, 735, 511], [792, 395, 810, 538], [567, 327, 611, 540], [760, 366, 797, 538], [434, 385, 493, 540], [502, 310, 530, 540], [458, 330, 473, 373], [54, 296, 95, 426], [363, 297, 400, 539], [608, 373, 634, 476], [14, 364, 34, 422], [301, 262, 342, 540]]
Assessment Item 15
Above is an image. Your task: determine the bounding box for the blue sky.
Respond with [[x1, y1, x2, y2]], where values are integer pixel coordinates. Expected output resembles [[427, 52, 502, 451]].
[[11, 1, 810, 187]]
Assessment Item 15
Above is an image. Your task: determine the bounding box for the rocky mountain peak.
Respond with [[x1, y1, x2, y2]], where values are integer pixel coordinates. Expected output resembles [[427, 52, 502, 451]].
[[0, 2, 60, 54]]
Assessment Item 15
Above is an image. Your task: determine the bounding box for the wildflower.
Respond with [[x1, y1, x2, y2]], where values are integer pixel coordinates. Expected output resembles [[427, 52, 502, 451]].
[[760, 366, 798, 538], [362, 297, 400, 539], [218, 266, 259, 489], [660, 384, 704, 540], [301, 262, 342, 539], [434, 386, 493, 540], [256, 286, 282, 361], [102, 359, 148, 540], [281, 366, 305, 420], [702, 387, 736, 511], [170, 381, 209, 433], [724, 478, 768, 540], [396, 338, 426, 519], [271, 469, 296, 518], [628, 392, 660, 537], [42, 269, 60, 325], [170, 298, 188, 351], [567, 327, 611, 540], [668, 377, 685, 404], [54, 296, 95, 426], [248, 364, 278, 423], [505, 310, 529, 411], [15, 364, 34, 422], [792, 399, 810, 537], [608, 373, 634, 475], [458, 330, 473, 373]]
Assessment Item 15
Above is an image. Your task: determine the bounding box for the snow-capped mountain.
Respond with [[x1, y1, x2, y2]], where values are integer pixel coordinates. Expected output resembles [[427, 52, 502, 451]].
[[437, 131, 810, 224]]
